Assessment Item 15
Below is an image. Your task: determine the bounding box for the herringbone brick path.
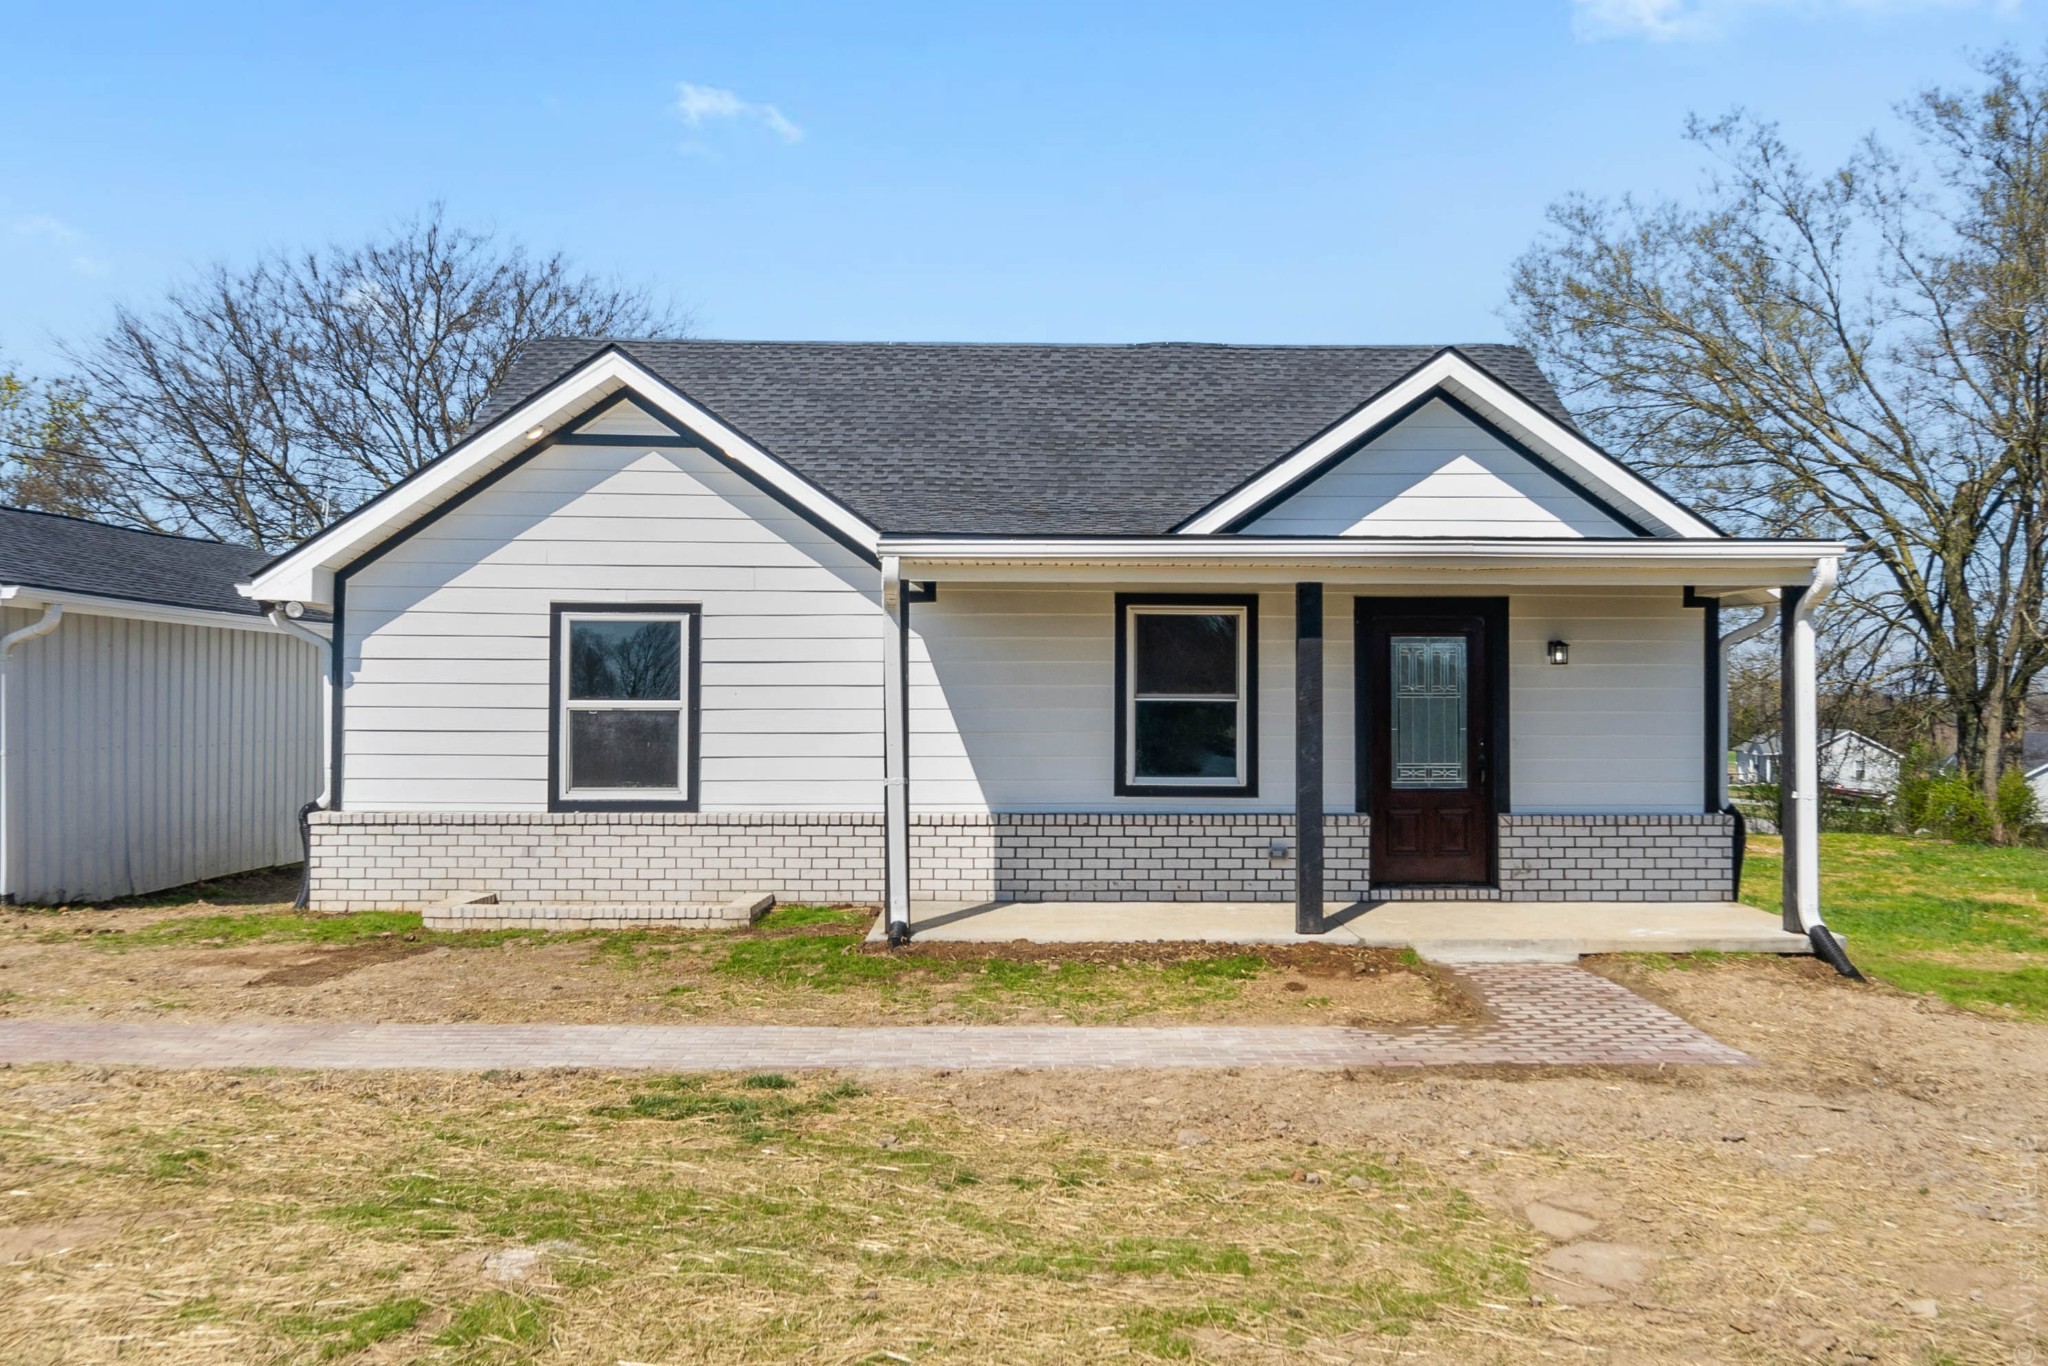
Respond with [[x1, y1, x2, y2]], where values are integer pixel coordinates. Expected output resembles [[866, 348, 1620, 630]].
[[0, 965, 1751, 1072]]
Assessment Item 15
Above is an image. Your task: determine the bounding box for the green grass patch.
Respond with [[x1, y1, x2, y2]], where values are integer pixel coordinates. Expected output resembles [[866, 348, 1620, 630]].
[[108, 909, 427, 949], [434, 1290, 549, 1354], [1745, 832, 2048, 1018], [281, 1295, 428, 1359]]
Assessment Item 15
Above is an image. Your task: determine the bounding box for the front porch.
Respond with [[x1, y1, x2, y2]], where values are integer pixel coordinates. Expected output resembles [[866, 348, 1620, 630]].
[[877, 536, 1848, 954], [866, 897, 1808, 962]]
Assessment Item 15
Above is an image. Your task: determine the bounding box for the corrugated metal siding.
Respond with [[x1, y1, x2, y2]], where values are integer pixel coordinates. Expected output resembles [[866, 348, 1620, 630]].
[[1, 606, 320, 903]]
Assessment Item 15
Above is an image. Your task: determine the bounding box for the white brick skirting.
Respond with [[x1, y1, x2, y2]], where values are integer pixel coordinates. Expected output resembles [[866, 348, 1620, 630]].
[[306, 810, 1734, 911], [1497, 813, 1736, 902]]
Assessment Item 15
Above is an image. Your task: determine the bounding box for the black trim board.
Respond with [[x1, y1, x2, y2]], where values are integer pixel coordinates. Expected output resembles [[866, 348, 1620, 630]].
[[546, 602, 703, 813], [1684, 587, 1722, 815], [1113, 593, 1261, 799], [1216, 387, 1660, 538], [1352, 597, 1512, 879], [1294, 582, 1325, 934]]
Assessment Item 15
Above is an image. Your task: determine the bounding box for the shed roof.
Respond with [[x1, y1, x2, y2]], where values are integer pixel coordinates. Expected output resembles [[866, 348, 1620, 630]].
[[0, 507, 272, 617], [478, 339, 1585, 536]]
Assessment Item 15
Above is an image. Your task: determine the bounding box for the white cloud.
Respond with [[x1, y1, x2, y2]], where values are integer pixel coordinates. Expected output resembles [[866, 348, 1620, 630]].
[[674, 82, 802, 144], [9, 214, 109, 277], [1572, 0, 2019, 42]]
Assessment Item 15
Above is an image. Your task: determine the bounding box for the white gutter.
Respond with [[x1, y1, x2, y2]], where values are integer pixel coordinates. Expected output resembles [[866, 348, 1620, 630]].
[[0, 583, 303, 635], [0, 603, 63, 901], [884, 536, 1848, 588], [1717, 602, 1780, 808]]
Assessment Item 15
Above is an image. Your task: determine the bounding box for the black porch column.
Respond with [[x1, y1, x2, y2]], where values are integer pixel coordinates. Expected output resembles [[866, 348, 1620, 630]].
[[1295, 582, 1325, 935]]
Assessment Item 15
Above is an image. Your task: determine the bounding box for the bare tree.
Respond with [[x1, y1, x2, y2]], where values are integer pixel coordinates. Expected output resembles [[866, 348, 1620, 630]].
[[62, 206, 682, 550], [1508, 50, 2048, 840]]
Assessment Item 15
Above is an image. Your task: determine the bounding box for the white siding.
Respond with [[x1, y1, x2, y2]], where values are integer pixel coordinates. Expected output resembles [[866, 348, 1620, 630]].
[[1, 607, 320, 903], [340, 441, 885, 812], [572, 400, 677, 438], [1243, 398, 1630, 538], [910, 585, 1702, 815], [1508, 589, 1704, 812]]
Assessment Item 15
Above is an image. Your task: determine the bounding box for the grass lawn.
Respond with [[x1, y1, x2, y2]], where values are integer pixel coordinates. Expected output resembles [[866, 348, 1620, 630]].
[[1743, 832, 2048, 1019], [0, 1067, 1531, 1362]]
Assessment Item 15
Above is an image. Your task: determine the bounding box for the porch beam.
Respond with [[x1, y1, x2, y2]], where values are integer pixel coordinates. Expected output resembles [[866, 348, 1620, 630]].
[[881, 555, 912, 945], [1295, 582, 1325, 935]]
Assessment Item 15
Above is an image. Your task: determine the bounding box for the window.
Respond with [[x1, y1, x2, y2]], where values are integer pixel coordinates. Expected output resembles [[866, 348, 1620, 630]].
[[1115, 595, 1258, 797], [551, 605, 699, 810]]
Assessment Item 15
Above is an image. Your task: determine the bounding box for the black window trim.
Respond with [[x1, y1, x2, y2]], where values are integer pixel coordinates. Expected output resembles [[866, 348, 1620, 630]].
[[1113, 592, 1260, 799], [548, 601, 702, 813]]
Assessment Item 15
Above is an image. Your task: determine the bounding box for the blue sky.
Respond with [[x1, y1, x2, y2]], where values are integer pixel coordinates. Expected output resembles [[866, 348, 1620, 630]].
[[3, 0, 2045, 376]]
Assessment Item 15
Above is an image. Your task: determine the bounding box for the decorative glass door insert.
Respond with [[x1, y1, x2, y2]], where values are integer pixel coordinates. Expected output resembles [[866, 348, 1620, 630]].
[[1389, 635, 1467, 790]]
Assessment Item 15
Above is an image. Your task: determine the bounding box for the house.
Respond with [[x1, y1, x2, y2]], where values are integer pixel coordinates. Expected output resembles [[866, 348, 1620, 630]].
[[241, 340, 1846, 942], [2024, 732, 2048, 819], [0, 508, 323, 903], [1735, 729, 1902, 797]]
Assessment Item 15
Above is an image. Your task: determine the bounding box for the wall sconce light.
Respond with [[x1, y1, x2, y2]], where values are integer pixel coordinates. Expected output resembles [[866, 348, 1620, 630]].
[[1546, 640, 1570, 666]]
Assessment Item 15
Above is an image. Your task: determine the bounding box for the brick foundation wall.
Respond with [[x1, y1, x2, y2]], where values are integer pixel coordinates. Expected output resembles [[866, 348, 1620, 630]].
[[1496, 813, 1736, 901], [306, 809, 1733, 911], [306, 811, 1371, 911]]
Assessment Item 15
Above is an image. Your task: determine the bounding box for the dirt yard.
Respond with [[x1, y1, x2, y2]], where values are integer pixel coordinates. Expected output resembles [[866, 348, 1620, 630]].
[[0, 877, 2043, 1361], [0, 884, 1463, 1028]]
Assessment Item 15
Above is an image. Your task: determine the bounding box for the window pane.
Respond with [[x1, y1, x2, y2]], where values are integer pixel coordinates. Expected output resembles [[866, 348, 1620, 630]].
[[1390, 635, 1467, 790], [1134, 700, 1239, 780], [569, 710, 681, 790], [1133, 612, 1238, 695], [569, 619, 682, 700]]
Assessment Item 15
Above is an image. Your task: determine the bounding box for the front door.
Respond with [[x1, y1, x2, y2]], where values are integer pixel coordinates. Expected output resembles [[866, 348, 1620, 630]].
[[1360, 602, 1499, 886]]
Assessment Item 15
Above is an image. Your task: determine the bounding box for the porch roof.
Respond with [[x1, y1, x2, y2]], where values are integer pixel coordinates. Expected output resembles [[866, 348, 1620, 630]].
[[882, 534, 1846, 592]]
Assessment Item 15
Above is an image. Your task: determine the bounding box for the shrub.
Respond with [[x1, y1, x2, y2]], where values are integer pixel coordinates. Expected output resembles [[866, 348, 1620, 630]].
[[1998, 765, 2040, 833], [1899, 767, 1993, 842]]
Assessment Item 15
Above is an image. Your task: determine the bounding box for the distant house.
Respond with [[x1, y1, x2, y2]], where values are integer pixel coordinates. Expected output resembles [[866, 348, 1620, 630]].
[[0, 508, 323, 903], [2023, 732, 2048, 818], [1735, 729, 1902, 797]]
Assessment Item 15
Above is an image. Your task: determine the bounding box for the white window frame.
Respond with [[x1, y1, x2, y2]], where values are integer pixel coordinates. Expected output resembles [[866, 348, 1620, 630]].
[[1122, 602, 1252, 791], [555, 607, 696, 807]]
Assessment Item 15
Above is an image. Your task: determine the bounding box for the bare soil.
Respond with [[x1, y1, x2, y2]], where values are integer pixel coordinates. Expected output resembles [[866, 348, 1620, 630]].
[[0, 900, 1461, 1027]]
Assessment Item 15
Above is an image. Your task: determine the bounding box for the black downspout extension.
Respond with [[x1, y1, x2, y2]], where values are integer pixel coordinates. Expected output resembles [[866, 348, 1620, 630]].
[[293, 799, 320, 910], [1809, 924, 1864, 980]]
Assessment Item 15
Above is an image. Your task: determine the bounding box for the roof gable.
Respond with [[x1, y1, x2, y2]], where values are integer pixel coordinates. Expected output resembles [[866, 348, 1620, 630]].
[[1177, 349, 1716, 538], [1240, 395, 1636, 538]]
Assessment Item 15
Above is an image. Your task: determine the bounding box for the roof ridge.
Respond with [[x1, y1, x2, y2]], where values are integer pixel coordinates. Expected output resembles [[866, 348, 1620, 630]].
[[539, 336, 1530, 353], [0, 504, 258, 552]]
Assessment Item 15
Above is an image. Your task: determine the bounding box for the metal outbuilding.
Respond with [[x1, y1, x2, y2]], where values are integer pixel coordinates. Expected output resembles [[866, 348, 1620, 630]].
[[0, 508, 321, 903]]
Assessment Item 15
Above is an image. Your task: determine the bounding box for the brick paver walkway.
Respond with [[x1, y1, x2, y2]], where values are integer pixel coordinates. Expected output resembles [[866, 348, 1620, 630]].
[[0, 965, 1750, 1072]]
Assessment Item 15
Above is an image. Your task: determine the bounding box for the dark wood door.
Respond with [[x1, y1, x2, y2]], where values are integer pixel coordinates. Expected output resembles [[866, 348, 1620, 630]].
[[1362, 608, 1495, 886]]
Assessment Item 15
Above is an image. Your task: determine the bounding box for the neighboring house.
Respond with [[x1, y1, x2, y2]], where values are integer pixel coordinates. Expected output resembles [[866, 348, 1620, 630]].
[[2024, 732, 2048, 817], [243, 340, 1844, 935], [0, 508, 323, 903], [1735, 729, 1902, 797]]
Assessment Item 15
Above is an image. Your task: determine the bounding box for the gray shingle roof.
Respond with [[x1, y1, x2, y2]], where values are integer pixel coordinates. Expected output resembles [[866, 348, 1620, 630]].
[[0, 507, 271, 616], [477, 339, 1581, 536]]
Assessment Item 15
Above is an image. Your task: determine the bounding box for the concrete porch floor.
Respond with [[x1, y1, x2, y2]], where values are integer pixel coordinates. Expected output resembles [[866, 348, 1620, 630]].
[[867, 899, 1810, 964]]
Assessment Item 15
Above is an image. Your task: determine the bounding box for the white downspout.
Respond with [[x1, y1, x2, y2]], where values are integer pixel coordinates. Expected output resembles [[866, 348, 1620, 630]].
[[0, 602, 64, 902], [1783, 558, 1861, 978], [879, 557, 912, 945], [268, 606, 332, 909], [1717, 602, 1779, 809]]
